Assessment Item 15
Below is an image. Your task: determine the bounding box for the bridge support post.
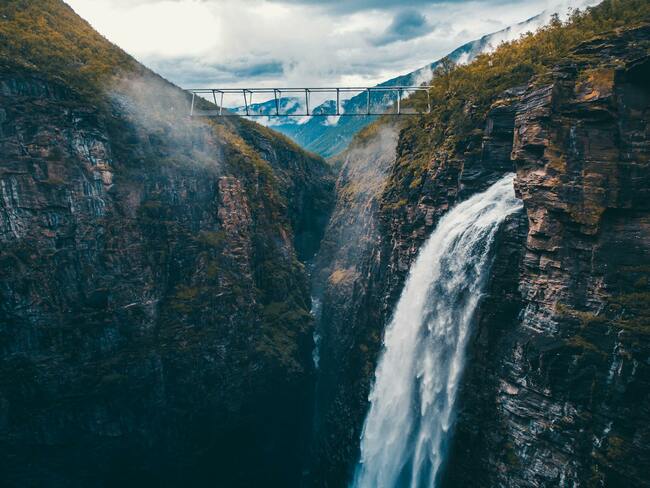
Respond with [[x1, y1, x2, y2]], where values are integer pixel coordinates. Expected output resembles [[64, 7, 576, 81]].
[[397, 89, 401, 115], [336, 88, 340, 116], [366, 88, 370, 115]]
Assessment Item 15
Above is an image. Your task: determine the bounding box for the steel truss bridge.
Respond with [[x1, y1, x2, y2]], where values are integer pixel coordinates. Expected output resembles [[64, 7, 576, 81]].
[[187, 86, 431, 117]]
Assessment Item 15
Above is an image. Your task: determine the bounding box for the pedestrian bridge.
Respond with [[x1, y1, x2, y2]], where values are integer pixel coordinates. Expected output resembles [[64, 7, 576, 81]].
[[187, 86, 431, 117]]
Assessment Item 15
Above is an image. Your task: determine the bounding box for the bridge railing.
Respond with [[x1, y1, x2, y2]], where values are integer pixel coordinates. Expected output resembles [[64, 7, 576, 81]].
[[187, 86, 431, 117]]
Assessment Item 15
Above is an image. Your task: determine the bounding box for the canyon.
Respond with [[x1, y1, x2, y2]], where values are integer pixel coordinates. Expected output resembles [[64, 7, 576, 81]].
[[0, 2, 334, 485], [1, 1, 649, 487]]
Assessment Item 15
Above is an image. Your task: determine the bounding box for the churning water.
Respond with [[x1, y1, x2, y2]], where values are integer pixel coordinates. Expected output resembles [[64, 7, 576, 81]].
[[352, 174, 522, 488]]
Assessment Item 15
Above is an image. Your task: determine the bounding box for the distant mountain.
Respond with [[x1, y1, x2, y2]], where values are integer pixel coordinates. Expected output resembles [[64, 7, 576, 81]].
[[232, 9, 562, 158]]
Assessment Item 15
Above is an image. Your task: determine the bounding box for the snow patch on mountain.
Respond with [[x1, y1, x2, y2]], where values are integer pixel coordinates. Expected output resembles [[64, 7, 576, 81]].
[[233, 0, 603, 156]]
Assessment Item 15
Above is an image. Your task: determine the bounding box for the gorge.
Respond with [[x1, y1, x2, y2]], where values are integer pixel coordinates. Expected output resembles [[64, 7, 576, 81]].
[[1, 0, 650, 487]]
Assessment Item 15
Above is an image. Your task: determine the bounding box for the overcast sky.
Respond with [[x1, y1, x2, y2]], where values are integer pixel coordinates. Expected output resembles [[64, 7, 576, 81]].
[[65, 0, 600, 89]]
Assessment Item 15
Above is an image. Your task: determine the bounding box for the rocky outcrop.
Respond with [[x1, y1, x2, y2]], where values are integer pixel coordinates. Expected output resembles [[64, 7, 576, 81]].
[[307, 125, 399, 487], [0, 3, 334, 484]]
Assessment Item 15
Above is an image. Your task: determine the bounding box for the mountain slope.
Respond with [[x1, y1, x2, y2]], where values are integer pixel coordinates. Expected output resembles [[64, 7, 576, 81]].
[[0, 1, 334, 486]]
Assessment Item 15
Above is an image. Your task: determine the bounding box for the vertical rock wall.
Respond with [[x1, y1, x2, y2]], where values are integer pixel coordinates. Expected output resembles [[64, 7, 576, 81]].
[[0, 65, 334, 487]]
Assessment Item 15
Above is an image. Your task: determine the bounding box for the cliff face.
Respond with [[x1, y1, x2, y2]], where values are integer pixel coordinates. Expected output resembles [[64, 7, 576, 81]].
[[0, 2, 334, 486], [446, 27, 650, 487], [311, 24, 650, 487], [307, 124, 399, 486]]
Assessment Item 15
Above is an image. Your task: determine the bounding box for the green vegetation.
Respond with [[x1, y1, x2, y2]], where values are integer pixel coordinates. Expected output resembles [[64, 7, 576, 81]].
[[258, 300, 312, 373], [196, 230, 227, 248], [556, 303, 607, 328], [556, 266, 650, 338], [503, 442, 521, 468], [422, 0, 650, 140], [0, 0, 144, 94], [609, 291, 650, 335], [601, 263, 650, 335], [174, 286, 200, 301], [206, 261, 220, 279], [565, 335, 605, 356], [605, 435, 627, 461], [373, 0, 650, 206]]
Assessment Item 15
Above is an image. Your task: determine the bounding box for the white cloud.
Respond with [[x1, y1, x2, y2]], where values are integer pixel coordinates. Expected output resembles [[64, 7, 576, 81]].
[[65, 0, 601, 90], [68, 0, 221, 57]]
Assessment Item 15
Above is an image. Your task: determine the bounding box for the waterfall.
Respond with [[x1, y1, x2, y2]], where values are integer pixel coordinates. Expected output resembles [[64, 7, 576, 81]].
[[352, 174, 522, 488]]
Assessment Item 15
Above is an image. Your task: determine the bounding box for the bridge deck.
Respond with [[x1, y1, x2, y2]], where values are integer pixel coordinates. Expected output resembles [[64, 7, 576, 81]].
[[187, 86, 431, 117]]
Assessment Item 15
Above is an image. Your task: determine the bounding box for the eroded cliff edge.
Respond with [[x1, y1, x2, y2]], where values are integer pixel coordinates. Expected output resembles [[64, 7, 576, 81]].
[[447, 27, 650, 487], [310, 22, 650, 488], [0, 1, 334, 486]]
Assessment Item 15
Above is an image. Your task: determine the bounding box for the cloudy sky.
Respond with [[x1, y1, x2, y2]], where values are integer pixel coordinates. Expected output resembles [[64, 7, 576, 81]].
[[65, 0, 600, 89]]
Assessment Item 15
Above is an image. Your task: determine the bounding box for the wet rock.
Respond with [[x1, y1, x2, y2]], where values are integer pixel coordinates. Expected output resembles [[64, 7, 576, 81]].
[[446, 25, 650, 488]]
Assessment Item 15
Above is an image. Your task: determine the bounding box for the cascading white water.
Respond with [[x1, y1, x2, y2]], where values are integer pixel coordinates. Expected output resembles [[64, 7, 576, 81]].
[[352, 174, 522, 488]]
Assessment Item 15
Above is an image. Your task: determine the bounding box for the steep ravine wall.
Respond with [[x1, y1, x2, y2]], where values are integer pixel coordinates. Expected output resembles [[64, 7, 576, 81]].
[[306, 125, 400, 487], [309, 78, 527, 487], [446, 28, 650, 487], [311, 25, 650, 488], [0, 59, 335, 486]]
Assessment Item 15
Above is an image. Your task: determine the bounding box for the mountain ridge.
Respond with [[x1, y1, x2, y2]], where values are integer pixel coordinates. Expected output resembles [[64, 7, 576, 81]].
[[231, 6, 574, 158]]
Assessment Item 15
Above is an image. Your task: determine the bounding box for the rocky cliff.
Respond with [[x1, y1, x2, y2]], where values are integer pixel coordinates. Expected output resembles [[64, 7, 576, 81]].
[[306, 123, 399, 485], [445, 26, 650, 487], [2, 1, 650, 487], [308, 82, 527, 488], [310, 14, 650, 488], [0, 1, 334, 486]]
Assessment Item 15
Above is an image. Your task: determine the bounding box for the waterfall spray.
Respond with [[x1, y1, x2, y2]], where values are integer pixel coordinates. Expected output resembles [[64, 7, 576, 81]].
[[352, 174, 522, 488]]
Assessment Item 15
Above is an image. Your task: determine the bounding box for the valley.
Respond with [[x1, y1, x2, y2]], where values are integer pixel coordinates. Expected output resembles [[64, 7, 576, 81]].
[[1, 0, 649, 487]]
